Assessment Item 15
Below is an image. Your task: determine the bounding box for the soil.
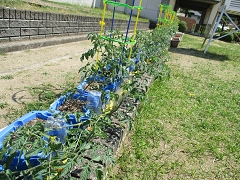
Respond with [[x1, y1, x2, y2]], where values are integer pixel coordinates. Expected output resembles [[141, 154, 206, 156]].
[[0, 38, 94, 129], [58, 99, 86, 112], [57, 81, 105, 113], [25, 118, 45, 126], [84, 82, 104, 91], [10, 118, 45, 145]]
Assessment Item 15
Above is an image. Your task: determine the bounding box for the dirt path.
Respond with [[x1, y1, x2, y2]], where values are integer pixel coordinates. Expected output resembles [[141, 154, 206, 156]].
[[0, 39, 94, 128]]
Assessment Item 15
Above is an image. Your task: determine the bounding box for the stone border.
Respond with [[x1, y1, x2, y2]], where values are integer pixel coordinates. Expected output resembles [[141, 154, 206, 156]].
[[0, 29, 147, 53], [0, 33, 87, 52], [0, 7, 149, 45]]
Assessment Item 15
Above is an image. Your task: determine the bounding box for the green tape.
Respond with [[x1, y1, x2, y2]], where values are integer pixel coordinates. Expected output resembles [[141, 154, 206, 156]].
[[100, 35, 136, 45], [104, 0, 143, 10], [157, 18, 170, 23], [159, 4, 172, 11]]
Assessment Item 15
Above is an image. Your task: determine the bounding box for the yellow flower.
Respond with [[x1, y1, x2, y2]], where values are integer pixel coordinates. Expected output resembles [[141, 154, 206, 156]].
[[130, 71, 139, 75], [49, 136, 56, 142], [87, 126, 93, 131], [57, 168, 63, 173], [62, 158, 68, 164], [189, 93, 195, 97], [105, 100, 114, 111], [145, 59, 151, 64]]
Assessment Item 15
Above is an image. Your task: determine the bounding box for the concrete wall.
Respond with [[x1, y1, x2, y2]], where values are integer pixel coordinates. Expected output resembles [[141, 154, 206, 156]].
[[105, 0, 175, 22], [124, 0, 166, 22], [141, 0, 162, 22], [204, 3, 221, 25], [0, 8, 149, 43], [169, 0, 176, 9], [108, 0, 127, 12]]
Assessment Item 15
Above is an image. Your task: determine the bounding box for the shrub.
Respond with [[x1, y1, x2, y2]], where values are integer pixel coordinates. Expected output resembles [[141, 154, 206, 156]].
[[216, 27, 222, 32], [178, 21, 187, 33], [220, 31, 234, 42], [233, 31, 240, 42]]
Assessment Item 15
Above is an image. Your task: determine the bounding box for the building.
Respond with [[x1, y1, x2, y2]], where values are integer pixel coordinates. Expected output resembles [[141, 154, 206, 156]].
[[102, 0, 222, 33], [49, 0, 239, 33], [187, 10, 201, 24]]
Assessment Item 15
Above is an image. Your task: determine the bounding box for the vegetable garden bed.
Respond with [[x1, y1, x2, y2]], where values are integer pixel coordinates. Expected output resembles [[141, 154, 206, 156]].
[[0, 1, 178, 179]]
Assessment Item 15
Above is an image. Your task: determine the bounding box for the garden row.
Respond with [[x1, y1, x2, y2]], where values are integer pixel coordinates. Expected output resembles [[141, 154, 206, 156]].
[[0, 2, 178, 180]]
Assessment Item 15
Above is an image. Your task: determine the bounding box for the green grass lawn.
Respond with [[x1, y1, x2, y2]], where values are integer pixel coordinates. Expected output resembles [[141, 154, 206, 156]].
[[0, 0, 149, 22], [110, 34, 240, 179]]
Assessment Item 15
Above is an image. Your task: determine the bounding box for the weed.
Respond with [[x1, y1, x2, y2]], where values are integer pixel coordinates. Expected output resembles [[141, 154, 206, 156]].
[[42, 72, 49, 75], [24, 49, 30, 53], [0, 52, 6, 56], [0, 102, 8, 109], [1, 75, 14, 80]]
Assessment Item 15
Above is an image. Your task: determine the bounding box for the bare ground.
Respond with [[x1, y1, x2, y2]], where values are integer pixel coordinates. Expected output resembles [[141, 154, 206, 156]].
[[0, 39, 94, 128]]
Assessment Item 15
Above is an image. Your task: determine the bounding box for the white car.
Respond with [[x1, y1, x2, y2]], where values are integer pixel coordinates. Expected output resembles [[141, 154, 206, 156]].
[[217, 24, 230, 30]]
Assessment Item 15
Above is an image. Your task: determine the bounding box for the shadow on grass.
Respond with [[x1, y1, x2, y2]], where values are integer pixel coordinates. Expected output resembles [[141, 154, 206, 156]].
[[169, 47, 230, 61]]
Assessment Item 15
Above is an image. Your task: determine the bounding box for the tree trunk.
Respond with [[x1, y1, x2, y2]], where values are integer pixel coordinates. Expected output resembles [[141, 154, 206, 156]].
[[185, 9, 188, 17]]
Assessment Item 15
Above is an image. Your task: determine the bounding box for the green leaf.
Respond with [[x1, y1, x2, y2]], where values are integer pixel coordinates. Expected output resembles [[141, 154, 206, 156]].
[[0, 169, 13, 180], [81, 143, 91, 151], [92, 155, 101, 162], [79, 166, 91, 180], [95, 168, 103, 180], [5, 152, 17, 169]]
